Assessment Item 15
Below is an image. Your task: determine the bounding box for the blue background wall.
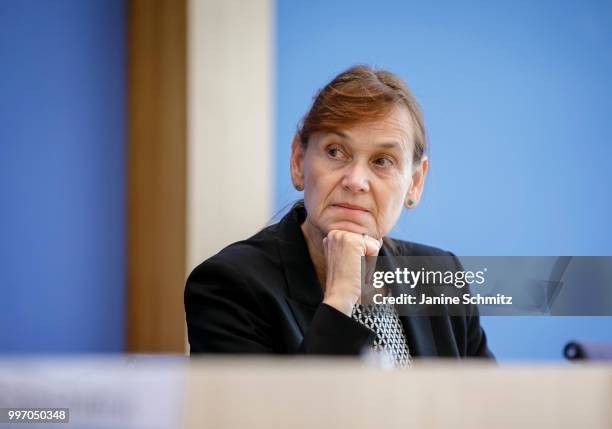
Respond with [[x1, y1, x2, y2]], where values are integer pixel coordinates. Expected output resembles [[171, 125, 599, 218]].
[[0, 0, 126, 352], [275, 0, 612, 360]]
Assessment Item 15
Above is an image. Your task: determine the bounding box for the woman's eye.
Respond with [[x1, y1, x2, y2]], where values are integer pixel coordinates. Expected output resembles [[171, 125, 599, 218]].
[[327, 146, 344, 158], [374, 157, 394, 167]]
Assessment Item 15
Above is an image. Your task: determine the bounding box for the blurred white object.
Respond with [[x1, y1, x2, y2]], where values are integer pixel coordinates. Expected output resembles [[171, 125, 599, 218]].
[[0, 356, 186, 429]]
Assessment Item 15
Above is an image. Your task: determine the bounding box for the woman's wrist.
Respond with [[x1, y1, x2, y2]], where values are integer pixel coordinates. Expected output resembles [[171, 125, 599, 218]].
[[322, 294, 356, 317]]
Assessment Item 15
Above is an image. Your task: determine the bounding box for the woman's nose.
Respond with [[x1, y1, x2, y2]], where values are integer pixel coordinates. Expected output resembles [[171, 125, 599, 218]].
[[341, 162, 370, 193]]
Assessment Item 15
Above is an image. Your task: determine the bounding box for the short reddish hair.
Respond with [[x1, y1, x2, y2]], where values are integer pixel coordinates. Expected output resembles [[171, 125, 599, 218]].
[[297, 65, 427, 164]]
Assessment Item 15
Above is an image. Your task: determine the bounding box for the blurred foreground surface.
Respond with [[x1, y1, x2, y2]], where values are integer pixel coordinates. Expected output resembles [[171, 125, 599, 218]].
[[0, 355, 611, 428]]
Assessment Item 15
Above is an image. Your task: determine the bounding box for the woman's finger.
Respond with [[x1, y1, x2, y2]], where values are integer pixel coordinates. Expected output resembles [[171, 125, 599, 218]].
[[363, 234, 383, 256]]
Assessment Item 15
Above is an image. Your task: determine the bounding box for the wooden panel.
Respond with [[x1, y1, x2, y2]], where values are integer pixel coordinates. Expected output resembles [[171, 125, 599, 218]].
[[126, 0, 186, 352], [185, 359, 612, 429]]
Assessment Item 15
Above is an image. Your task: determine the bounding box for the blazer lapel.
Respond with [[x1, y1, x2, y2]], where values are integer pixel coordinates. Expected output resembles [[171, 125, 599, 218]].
[[275, 203, 324, 336], [379, 243, 439, 357]]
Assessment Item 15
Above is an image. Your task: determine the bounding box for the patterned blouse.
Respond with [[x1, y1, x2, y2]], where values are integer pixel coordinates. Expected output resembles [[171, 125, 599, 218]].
[[351, 302, 412, 368]]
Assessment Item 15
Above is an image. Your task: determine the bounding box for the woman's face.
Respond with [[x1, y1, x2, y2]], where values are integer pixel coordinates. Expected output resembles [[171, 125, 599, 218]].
[[291, 106, 428, 240]]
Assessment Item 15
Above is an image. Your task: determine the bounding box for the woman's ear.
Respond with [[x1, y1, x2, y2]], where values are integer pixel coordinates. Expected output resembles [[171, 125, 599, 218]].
[[405, 157, 428, 209], [290, 135, 305, 191]]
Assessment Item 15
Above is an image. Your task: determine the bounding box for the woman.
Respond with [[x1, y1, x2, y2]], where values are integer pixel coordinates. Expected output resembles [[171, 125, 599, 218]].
[[184, 65, 494, 365]]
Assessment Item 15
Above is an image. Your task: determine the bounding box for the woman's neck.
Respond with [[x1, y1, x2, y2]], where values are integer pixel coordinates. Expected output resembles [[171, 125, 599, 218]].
[[300, 218, 327, 292]]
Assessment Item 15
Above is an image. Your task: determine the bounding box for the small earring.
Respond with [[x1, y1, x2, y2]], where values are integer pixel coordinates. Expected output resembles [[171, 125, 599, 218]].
[[295, 183, 304, 191], [407, 199, 414, 207]]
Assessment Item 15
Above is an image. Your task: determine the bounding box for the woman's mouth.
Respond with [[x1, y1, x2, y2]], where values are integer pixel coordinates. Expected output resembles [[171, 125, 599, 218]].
[[332, 203, 370, 213]]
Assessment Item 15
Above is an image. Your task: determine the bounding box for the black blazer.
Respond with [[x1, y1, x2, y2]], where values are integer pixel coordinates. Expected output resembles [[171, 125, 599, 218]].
[[185, 202, 494, 358]]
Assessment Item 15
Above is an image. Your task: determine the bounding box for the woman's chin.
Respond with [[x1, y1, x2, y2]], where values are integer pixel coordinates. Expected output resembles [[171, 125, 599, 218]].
[[324, 221, 370, 236]]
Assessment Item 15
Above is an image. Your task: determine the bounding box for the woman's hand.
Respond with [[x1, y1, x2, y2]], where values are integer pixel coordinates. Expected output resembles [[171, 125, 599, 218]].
[[321, 230, 383, 316]]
